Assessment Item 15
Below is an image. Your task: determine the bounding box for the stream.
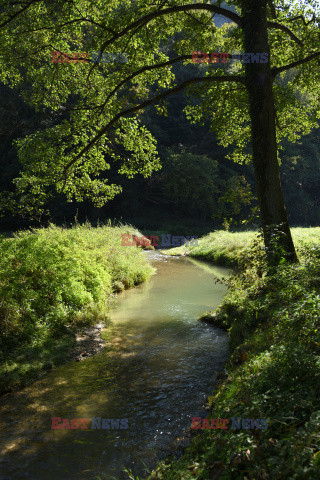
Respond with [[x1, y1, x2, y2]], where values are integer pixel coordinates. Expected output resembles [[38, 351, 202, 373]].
[[0, 251, 230, 480]]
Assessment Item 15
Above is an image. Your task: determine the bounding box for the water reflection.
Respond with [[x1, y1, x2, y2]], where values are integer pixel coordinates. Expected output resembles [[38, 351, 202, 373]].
[[0, 252, 229, 480]]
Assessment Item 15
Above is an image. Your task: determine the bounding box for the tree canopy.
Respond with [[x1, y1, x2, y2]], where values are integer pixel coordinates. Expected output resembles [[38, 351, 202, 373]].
[[0, 0, 319, 232]]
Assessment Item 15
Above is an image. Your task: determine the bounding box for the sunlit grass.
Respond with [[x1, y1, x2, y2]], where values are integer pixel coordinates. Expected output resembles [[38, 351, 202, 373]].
[[167, 227, 320, 266], [0, 221, 154, 395]]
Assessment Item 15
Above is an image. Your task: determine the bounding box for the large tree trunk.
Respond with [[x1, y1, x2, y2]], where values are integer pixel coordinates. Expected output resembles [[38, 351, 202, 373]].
[[241, 0, 298, 264]]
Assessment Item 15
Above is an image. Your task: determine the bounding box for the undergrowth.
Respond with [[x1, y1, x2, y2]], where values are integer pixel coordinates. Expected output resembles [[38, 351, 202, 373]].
[[0, 222, 154, 394], [147, 229, 320, 480]]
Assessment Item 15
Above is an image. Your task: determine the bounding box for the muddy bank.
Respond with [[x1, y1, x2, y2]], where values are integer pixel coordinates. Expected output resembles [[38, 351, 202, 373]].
[[70, 323, 106, 362]]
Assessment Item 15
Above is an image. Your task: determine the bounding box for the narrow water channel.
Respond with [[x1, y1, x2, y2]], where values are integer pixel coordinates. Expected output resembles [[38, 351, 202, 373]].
[[0, 252, 230, 480]]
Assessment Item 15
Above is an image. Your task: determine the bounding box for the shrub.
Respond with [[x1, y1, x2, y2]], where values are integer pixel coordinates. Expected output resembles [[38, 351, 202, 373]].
[[0, 222, 154, 353]]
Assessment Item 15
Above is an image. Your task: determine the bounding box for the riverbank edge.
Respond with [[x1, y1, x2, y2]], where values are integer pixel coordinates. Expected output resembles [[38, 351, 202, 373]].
[[0, 224, 155, 398], [0, 321, 108, 399], [146, 229, 320, 479]]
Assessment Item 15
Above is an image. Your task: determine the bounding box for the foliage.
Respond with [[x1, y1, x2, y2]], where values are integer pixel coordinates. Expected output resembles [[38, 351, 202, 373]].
[[0, 222, 154, 394], [280, 130, 320, 226], [166, 226, 320, 266], [160, 151, 254, 223], [214, 175, 253, 227], [147, 227, 320, 480], [0, 0, 319, 216]]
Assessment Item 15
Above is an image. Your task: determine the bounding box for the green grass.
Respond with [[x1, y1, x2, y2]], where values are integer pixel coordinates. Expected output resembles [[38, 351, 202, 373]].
[[166, 227, 320, 266], [148, 228, 320, 480], [0, 222, 154, 395], [165, 230, 257, 266]]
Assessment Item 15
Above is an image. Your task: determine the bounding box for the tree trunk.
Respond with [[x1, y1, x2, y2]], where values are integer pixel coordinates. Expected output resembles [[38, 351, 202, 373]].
[[241, 0, 298, 264]]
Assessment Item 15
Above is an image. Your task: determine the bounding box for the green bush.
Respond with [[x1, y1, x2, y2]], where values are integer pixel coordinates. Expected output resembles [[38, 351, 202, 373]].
[[0, 222, 154, 392]]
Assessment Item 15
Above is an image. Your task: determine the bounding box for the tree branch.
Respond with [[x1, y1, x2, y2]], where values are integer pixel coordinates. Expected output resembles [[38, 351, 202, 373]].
[[96, 52, 249, 115], [267, 21, 303, 47], [184, 10, 212, 27], [289, 14, 317, 26], [72, 3, 117, 34], [267, 0, 277, 19], [9, 17, 116, 36], [61, 73, 245, 185], [0, 0, 41, 28], [272, 51, 320, 77], [98, 3, 242, 52], [85, 3, 242, 80], [97, 54, 194, 115]]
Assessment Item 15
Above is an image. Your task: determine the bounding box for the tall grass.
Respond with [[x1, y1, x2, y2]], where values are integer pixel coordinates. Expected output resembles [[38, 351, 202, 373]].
[[166, 227, 320, 266], [0, 222, 154, 393]]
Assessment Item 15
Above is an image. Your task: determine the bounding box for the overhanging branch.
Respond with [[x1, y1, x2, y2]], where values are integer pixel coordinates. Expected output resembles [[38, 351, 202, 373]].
[[98, 3, 242, 52], [61, 73, 245, 184], [272, 51, 320, 76], [86, 3, 242, 79], [289, 14, 317, 26], [0, 0, 41, 28], [97, 54, 193, 115], [267, 21, 303, 47]]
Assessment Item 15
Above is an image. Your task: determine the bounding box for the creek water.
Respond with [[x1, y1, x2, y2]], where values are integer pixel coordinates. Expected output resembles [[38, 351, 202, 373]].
[[0, 251, 230, 480]]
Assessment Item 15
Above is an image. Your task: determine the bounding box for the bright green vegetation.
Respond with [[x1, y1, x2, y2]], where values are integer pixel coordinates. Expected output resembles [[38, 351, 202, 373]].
[[0, 223, 154, 395], [166, 230, 257, 266], [0, 1, 319, 262], [166, 227, 320, 266], [149, 228, 320, 479]]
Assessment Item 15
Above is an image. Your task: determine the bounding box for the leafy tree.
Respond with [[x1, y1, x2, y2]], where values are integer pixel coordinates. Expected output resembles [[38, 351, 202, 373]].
[[0, 0, 319, 264]]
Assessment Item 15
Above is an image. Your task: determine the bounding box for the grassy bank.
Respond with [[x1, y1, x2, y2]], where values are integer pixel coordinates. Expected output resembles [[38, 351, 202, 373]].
[[148, 228, 320, 479], [166, 227, 320, 267], [0, 222, 154, 395]]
